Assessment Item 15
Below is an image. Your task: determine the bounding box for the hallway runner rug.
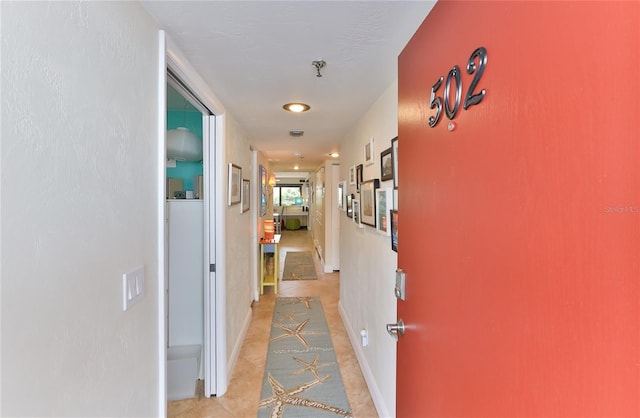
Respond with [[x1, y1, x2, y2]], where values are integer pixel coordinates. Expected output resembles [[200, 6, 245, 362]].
[[282, 251, 318, 281], [258, 297, 352, 418]]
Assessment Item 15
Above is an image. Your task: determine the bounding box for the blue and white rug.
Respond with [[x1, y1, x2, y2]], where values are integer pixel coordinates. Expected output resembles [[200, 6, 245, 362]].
[[258, 297, 352, 418]]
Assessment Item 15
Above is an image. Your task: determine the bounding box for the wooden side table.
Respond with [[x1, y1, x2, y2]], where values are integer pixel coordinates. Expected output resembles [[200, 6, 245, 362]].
[[260, 234, 281, 295]]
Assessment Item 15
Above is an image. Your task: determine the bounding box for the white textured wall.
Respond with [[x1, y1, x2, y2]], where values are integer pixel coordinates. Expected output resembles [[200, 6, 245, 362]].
[[339, 81, 399, 417], [222, 113, 254, 373], [1, 2, 160, 416]]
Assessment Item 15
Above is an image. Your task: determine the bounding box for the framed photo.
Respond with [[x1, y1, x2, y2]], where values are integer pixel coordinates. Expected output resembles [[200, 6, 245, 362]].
[[346, 193, 354, 218], [390, 210, 398, 252], [349, 166, 356, 185], [355, 164, 363, 191], [228, 163, 242, 206], [241, 179, 250, 213], [364, 137, 375, 166], [359, 179, 379, 227], [391, 136, 398, 189], [376, 187, 393, 235], [380, 147, 393, 181], [259, 165, 267, 216], [352, 199, 363, 228], [337, 181, 346, 211]]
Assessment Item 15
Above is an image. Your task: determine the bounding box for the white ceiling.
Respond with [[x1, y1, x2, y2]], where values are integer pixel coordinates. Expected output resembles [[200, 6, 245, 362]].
[[142, 1, 436, 172]]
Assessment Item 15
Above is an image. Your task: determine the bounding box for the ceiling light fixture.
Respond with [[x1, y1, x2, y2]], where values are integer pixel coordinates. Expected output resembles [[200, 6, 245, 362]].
[[312, 60, 326, 77], [283, 103, 310, 113], [329, 152, 340, 158]]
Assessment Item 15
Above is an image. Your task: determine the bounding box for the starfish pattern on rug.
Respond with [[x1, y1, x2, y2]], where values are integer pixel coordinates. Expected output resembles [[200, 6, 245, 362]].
[[283, 296, 316, 309], [258, 373, 352, 418], [271, 318, 325, 348], [276, 309, 306, 324], [292, 354, 335, 380]]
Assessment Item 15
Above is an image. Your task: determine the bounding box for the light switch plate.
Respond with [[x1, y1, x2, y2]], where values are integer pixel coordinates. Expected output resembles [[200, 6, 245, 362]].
[[122, 265, 145, 311]]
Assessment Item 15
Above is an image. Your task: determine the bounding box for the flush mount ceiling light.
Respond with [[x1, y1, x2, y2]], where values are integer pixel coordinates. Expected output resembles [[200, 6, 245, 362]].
[[283, 102, 310, 113], [329, 152, 340, 158]]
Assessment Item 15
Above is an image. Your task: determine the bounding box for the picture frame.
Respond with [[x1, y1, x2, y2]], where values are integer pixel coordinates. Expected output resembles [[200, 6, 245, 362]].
[[349, 166, 356, 185], [390, 209, 398, 252], [259, 165, 267, 216], [359, 179, 379, 227], [364, 137, 375, 166], [241, 178, 250, 213], [391, 136, 398, 190], [228, 163, 242, 206], [376, 187, 393, 235], [337, 181, 346, 211], [380, 147, 393, 181], [355, 164, 363, 191], [352, 199, 363, 228], [346, 193, 354, 218]]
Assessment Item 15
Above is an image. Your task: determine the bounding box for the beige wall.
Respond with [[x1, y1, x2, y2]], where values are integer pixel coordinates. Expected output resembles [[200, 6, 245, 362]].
[[1, 2, 161, 415], [339, 81, 399, 417], [222, 114, 255, 376]]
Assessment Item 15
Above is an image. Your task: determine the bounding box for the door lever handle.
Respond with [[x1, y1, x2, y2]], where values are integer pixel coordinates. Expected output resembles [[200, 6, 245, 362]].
[[386, 318, 405, 341]]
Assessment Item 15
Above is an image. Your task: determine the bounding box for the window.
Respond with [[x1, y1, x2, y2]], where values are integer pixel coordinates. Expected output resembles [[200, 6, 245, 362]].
[[272, 185, 302, 206]]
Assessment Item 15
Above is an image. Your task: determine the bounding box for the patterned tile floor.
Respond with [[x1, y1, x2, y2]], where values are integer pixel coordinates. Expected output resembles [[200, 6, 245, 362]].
[[168, 229, 379, 418]]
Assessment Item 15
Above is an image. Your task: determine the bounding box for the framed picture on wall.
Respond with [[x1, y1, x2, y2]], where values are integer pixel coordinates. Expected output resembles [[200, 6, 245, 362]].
[[228, 163, 242, 206], [364, 137, 375, 166], [380, 147, 393, 181], [338, 181, 346, 211], [259, 165, 267, 216], [241, 179, 250, 213], [355, 164, 363, 191], [352, 199, 363, 228], [346, 193, 354, 218], [349, 166, 356, 185], [376, 187, 393, 235], [390, 209, 398, 252], [360, 179, 379, 227], [391, 136, 398, 189]]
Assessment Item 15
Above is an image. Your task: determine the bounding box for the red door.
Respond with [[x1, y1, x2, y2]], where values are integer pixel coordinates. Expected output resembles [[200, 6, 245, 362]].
[[397, 1, 639, 416]]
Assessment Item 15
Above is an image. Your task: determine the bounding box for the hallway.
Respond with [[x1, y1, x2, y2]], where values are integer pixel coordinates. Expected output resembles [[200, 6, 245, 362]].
[[168, 230, 379, 417]]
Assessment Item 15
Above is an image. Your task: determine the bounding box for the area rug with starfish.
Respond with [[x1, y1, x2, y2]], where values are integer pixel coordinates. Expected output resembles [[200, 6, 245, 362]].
[[258, 297, 351, 418], [282, 251, 318, 281]]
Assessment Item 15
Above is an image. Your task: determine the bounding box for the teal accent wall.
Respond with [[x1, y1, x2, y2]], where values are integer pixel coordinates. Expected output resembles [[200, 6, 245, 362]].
[[167, 110, 203, 191]]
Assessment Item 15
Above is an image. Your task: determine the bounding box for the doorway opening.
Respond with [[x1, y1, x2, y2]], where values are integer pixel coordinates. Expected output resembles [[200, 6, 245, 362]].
[[165, 70, 217, 402]]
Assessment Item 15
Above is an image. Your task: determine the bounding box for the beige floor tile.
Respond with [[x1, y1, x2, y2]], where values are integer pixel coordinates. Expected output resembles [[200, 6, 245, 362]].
[[168, 229, 378, 418]]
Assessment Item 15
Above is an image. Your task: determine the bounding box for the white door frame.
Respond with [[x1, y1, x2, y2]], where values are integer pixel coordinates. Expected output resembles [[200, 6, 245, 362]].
[[157, 31, 229, 414]]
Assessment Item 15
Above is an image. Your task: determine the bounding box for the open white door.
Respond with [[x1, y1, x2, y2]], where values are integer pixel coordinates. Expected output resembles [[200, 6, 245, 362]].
[[202, 114, 216, 396]]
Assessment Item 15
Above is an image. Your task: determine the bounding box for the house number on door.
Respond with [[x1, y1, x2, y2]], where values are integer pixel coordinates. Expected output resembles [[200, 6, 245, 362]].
[[428, 47, 488, 128]]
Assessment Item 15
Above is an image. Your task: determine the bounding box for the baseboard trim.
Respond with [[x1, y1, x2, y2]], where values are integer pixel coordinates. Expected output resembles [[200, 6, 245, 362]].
[[338, 300, 391, 418], [226, 305, 252, 380]]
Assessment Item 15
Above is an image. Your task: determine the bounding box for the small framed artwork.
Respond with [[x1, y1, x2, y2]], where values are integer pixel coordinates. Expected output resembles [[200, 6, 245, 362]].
[[364, 137, 375, 166], [259, 165, 267, 216], [346, 193, 354, 218], [355, 164, 364, 191], [228, 163, 242, 206], [337, 181, 346, 211], [391, 136, 398, 189], [359, 179, 379, 227], [349, 166, 356, 185], [241, 179, 250, 213], [390, 209, 398, 252], [380, 147, 393, 181], [376, 187, 393, 235], [352, 199, 363, 228]]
